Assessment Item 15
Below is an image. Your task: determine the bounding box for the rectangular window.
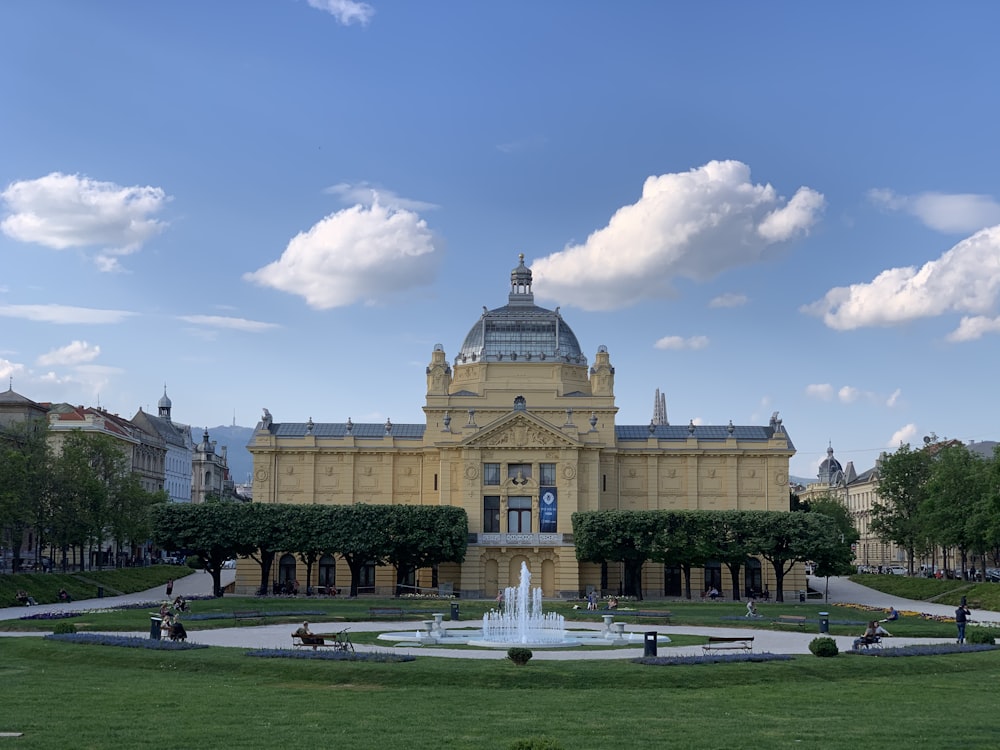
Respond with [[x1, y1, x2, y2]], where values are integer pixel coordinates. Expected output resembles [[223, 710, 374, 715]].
[[540, 463, 556, 486], [508, 496, 532, 533], [483, 496, 500, 533], [507, 463, 532, 482], [602, 474, 607, 492], [483, 463, 500, 486], [433, 473, 438, 491]]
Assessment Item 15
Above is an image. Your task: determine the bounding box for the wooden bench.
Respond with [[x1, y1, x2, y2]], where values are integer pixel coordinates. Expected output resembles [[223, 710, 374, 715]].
[[292, 629, 354, 653], [774, 615, 807, 627], [234, 610, 264, 623], [702, 636, 754, 653], [369, 607, 404, 619], [617, 610, 673, 624]]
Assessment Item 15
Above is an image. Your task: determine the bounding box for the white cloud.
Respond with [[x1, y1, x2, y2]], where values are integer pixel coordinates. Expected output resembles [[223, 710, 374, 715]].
[[176, 315, 281, 333], [805, 383, 834, 400], [889, 423, 918, 447], [37, 341, 101, 367], [803, 225, 1000, 330], [243, 200, 441, 309], [838, 386, 860, 404], [869, 188, 1000, 234], [886, 388, 902, 408], [0, 358, 27, 382], [653, 335, 709, 350], [0, 304, 135, 324], [0, 172, 169, 269], [496, 135, 547, 154], [324, 183, 438, 212], [946, 315, 1000, 342], [307, 0, 374, 25], [708, 292, 748, 308], [531, 161, 824, 311]]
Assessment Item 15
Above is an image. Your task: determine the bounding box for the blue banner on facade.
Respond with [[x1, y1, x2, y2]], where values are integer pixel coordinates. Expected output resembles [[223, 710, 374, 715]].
[[539, 487, 557, 532]]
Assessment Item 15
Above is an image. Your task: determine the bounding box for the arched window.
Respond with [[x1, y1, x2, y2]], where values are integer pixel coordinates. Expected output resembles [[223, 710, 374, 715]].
[[278, 553, 296, 587], [319, 554, 337, 592]]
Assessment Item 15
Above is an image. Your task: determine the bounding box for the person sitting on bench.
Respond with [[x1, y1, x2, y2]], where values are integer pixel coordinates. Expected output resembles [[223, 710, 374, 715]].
[[853, 621, 880, 649], [294, 621, 323, 647]]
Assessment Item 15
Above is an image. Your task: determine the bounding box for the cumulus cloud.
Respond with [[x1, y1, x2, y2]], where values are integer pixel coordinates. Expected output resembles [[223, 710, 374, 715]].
[[802, 225, 1000, 332], [709, 292, 748, 308], [307, 0, 374, 25], [946, 315, 1000, 342], [0, 358, 27, 382], [243, 200, 440, 309], [1, 172, 169, 270], [324, 183, 438, 212], [530, 161, 824, 311], [653, 335, 709, 350], [889, 423, 918, 447], [838, 386, 860, 404], [176, 315, 281, 333], [805, 383, 834, 400], [869, 188, 1000, 234], [37, 341, 100, 367], [0, 304, 135, 324]]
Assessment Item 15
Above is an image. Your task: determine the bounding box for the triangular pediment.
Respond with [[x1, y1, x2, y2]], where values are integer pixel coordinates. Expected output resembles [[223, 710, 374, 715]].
[[463, 411, 579, 449]]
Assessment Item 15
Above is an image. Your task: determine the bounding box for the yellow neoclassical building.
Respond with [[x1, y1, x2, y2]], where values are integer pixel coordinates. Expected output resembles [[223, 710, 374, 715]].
[[242, 256, 798, 599]]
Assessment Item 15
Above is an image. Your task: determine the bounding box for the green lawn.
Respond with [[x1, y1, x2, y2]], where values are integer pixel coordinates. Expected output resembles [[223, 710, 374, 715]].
[[2, 636, 999, 749]]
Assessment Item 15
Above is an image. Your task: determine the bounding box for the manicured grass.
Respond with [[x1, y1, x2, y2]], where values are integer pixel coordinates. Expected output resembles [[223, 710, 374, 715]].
[[0, 564, 181, 605], [848, 573, 1000, 611], [2, 637, 1000, 748]]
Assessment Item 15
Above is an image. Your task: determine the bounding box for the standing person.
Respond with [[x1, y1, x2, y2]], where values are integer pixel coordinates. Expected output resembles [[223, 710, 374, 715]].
[[495, 590, 503, 608], [160, 613, 173, 640], [166, 578, 174, 597], [955, 599, 972, 644], [745, 599, 760, 618]]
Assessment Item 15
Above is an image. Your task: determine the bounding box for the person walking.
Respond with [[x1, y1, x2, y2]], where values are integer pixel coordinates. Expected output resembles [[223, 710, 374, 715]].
[[166, 578, 174, 597], [955, 599, 972, 644]]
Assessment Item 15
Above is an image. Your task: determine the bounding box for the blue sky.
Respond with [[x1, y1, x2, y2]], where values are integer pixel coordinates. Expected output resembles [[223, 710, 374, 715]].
[[3, 1, 1000, 481]]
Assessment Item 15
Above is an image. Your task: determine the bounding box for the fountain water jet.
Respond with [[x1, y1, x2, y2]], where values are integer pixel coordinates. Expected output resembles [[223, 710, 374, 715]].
[[481, 561, 566, 645]]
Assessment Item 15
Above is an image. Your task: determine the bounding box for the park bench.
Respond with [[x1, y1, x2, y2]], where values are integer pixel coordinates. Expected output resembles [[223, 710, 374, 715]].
[[292, 628, 354, 653], [234, 610, 264, 623], [854, 634, 882, 650], [774, 615, 807, 627], [617, 610, 673, 624], [702, 635, 754, 653]]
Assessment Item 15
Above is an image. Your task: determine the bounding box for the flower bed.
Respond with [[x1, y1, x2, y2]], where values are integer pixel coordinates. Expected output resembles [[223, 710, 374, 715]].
[[850, 643, 997, 657], [635, 652, 794, 666], [44, 633, 207, 650], [245, 648, 414, 662]]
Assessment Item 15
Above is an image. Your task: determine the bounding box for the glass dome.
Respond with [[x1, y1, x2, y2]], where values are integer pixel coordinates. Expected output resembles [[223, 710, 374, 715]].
[[456, 255, 585, 365]]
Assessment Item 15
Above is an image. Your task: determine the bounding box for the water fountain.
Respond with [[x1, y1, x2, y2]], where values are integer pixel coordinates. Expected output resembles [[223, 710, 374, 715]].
[[376, 561, 671, 650], [480, 561, 567, 645]]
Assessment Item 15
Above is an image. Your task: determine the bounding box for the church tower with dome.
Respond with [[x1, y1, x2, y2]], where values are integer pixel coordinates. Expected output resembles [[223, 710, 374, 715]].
[[245, 256, 797, 599]]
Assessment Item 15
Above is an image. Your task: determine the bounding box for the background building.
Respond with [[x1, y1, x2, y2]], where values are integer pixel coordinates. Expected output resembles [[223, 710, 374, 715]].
[[245, 257, 798, 599], [132, 389, 193, 503]]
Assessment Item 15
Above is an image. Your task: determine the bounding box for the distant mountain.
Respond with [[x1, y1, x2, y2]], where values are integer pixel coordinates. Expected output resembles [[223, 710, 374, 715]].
[[204, 425, 256, 485]]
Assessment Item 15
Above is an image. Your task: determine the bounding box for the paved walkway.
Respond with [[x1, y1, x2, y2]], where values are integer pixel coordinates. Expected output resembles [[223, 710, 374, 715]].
[[2, 573, 993, 659]]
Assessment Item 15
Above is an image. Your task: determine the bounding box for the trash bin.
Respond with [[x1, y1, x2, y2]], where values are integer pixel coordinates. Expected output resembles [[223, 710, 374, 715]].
[[97, 586, 104, 598], [643, 631, 658, 657], [450, 602, 460, 621], [798, 590, 805, 603], [150, 616, 162, 640], [819, 612, 830, 634]]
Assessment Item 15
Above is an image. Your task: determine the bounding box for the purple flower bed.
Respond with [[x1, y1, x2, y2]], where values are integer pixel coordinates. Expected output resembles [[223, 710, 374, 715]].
[[850, 643, 998, 657], [185, 609, 324, 621], [636, 652, 794, 666], [245, 648, 414, 663], [20, 611, 82, 621], [44, 633, 208, 650]]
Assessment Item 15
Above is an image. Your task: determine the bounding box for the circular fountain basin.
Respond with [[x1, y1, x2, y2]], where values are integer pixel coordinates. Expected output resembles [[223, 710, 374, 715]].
[[376, 628, 671, 649]]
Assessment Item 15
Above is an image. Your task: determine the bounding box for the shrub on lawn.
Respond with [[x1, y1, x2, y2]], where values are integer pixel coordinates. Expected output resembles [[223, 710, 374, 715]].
[[809, 637, 839, 657], [52, 622, 77, 635], [507, 647, 533, 666], [508, 738, 563, 750], [967, 628, 999, 645]]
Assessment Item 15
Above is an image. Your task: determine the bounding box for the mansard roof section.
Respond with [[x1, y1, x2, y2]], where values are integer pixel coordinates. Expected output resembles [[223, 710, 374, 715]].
[[462, 409, 581, 449], [262, 421, 426, 440], [132, 408, 192, 448], [616, 423, 795, 449]]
